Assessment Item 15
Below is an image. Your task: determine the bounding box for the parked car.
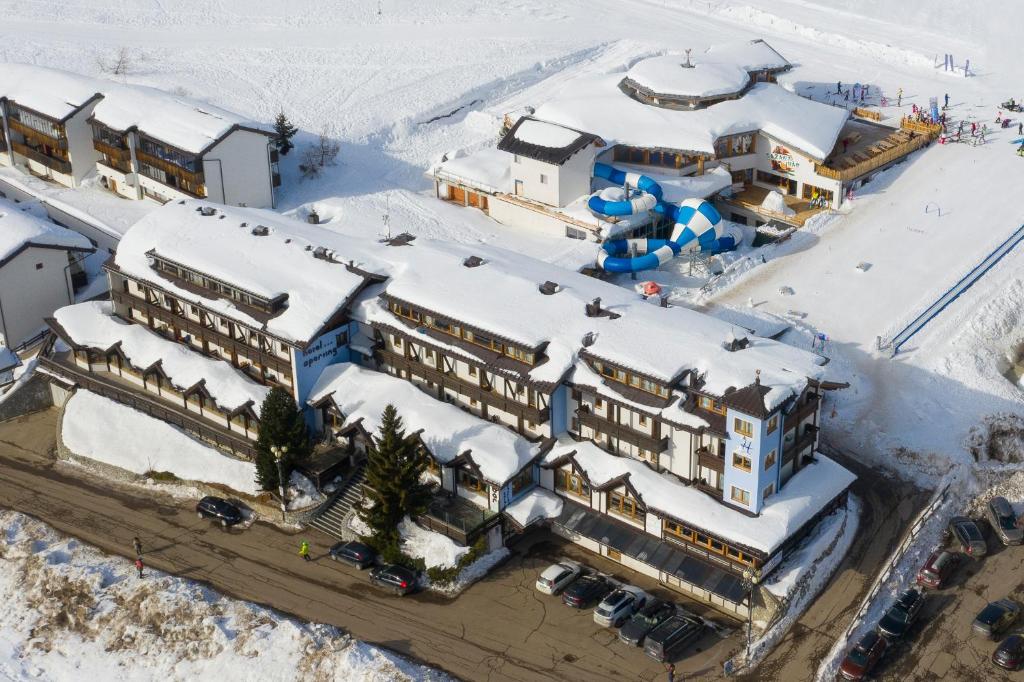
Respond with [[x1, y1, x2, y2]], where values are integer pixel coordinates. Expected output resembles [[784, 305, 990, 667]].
[[368, 564, 417, 595], [973, 599, 1021, 639], [877, 588, 925, 640], [993, 634, 1024, 671], [916, 550, 960, 589], [195, 496, 243, 527], [329, 540, 376, 569], [987, 497, 1023, 546], [535, 561, 582, 595], [643, 614, 703, 662], [948, 516, 987, 558], [562, 575, 613, 609], [594, 585, 648, 627], [839, 629, 888, 681], [619, 599, 676, 647]]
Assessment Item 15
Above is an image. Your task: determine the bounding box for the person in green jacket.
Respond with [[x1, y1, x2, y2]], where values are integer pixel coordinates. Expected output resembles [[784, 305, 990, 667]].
[[299, 540, 311, 561]]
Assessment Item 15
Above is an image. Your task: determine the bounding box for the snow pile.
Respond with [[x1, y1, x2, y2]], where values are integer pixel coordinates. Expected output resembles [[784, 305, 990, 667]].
[[432, 547, 511, 597], [548, 438, 855, 554], [504, 488, 564, 528], [63, 390, 259, 497], [0, 510, 448, 681], [54, 301, 269, 415], [397, 518, 470, 569], [0, 197, 93, 262], [760, 190, 796, 217], [286, 471, 324, 511]]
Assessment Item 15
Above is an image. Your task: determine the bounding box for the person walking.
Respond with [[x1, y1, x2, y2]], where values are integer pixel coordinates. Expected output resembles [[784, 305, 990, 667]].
[[135, 557, 144, 579], [836, 80, 842, 94], [299, 540, 311, 562], [896, 87, 903, 107], [1018, 121, 1022, 135], [666, 662, 676, 682], [944, 92, 949, 108], [132, 536, 143, 559]]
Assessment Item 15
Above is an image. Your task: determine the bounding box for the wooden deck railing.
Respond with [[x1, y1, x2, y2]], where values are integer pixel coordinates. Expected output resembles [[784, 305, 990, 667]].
[[11, 142, 72, 174], [8, 119, 67, 149]]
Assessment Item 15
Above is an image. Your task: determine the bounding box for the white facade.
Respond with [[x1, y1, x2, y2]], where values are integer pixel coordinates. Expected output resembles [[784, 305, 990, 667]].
[[201, 128, 277, 208], [0, 246, 81, 347], [510, 146, 594, 208]]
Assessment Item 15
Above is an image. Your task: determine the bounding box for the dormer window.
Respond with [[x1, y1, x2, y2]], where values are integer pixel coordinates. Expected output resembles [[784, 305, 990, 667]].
[[591, 359, 669, 398]]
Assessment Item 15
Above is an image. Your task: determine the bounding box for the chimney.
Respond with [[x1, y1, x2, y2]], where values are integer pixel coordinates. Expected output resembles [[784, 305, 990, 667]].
[[755, 369, 761, 385], [585, 297, 602, 317], [307, 209, 320, 225], [251, 225, 270, 236], [463, 255, 485, 268], [582, 331, 596, 347], [199, 206, 217, 217], [539, 281, 559, 295]]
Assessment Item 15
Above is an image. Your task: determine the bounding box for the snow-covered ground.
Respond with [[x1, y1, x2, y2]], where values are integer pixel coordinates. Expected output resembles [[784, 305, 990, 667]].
[[0, 510, 449, 682]]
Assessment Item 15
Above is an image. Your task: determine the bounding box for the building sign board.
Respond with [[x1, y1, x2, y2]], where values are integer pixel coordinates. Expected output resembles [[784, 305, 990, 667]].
[[767, 144, 798, 174]]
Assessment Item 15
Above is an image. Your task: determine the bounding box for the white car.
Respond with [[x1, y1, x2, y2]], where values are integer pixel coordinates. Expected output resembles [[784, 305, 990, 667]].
[[535, 561, 582, 595], [594, 585, 648, 627]]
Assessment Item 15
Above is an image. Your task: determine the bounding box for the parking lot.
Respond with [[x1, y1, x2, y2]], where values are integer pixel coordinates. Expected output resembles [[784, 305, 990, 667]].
[[869, 522, 1024, 681]]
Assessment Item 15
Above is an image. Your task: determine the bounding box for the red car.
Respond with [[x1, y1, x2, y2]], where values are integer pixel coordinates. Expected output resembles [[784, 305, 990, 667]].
[[839, 630, 888, 680], [916, 550, 959, 589]]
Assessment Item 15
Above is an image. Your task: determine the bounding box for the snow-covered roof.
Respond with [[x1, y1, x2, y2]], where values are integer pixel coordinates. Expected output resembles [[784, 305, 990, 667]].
[[514, 119, 586, 148], [0, 346, 19, 372], [535, 78, 848, 162], [0, 63, 100, 120], [54, 301, 268, 415], [504, 488, 564, 528], [625, 57, 750, 99], [497, 116, 600, 166], [704, 39, 792, 73], [0, 199, 94, 265], [547, 439, 855, 554], [308, 363, 541, 484], [114, 201, 385, 344], [432, 148, 511, 194], [92, 83, 265, 154]]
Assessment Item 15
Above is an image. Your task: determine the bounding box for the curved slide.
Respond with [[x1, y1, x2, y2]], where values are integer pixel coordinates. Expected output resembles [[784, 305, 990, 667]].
[[588, 163, 739, 273]]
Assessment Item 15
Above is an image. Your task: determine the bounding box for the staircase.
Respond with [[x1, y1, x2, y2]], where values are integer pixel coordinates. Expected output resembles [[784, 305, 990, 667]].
[[309, 466, 366, 540]]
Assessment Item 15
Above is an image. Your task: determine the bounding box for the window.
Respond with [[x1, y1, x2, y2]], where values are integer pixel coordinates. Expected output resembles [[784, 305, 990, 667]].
[[595, 398, 603, 409], [608, 491, 639, 519], [392, 335, 403, 349], [566, 226, 587, 240], [764, 449, 777, 470], [527, 420, 536, 429], [733, 417, 754, 437], [663, 520, 694, 542], [764, 482, 775, 498], [731, 486, 751, 505], [539, 174, 548, 184], [607, 548, 621, 561], [190, 305, 198, 315], [709, 539, 724, 554], [35, 263, 43, 270], [458, 470, 486, 494], [510, 467, 533, 495], [556, 469, 589, 498], [470, 398, 478, 407], [468, 365, 477, 377], [334, 331, 348, 347], [732, 453, 751, 472], [513, 154, 521, 164], [638, 414, 647, 426], [767, 414, 779, 434]]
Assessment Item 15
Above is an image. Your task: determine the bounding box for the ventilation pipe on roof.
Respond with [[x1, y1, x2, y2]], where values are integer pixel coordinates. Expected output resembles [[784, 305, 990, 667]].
[[585, 297, 602, 317], [539, 281, 559, 295], [463, 255, 485, 268], [251, 225, 270, 236], [307, 209, 320, 225], [199, 206, 217, 217], [582, 331, 596, 347]]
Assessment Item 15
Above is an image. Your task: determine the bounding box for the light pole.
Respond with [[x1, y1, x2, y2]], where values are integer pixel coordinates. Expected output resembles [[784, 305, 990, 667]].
[[271, 445, 288, 521]]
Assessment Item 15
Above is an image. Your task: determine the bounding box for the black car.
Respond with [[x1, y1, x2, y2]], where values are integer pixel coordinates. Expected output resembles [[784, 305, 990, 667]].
[[877, 588, 924, 639], [195, 496, 243, 527], [562, 575, 613, 608], [643, 614, 703, 662], [619, 599, 676, 647], [993, 634, 1024, 670], [369, 564, 417, 595], [329, 541, 376, 569]]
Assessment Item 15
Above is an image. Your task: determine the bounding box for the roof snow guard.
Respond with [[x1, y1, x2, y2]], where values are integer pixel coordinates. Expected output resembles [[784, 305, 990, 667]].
[[497, 116, 600, 166]]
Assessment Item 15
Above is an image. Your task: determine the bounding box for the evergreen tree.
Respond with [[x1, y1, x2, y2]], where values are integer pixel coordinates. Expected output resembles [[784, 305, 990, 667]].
[[273, 111, 298, 156], [254, 387, 311, 491], [358, 404, 433, 552]]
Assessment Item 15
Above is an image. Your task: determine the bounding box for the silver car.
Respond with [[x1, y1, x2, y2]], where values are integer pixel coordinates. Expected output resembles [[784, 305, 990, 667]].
[[987, 497, 1023, 546]]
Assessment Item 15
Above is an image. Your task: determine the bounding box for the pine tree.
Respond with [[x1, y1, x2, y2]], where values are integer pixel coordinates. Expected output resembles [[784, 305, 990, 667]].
[[254, 387, 311, 491], [273, 111, 298, 156], [358, 404, 433, 553]]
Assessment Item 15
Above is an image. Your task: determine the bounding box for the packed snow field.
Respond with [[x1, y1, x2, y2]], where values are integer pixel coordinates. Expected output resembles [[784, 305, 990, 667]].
[[0, 511, 449, 682], [2, 0, 1024, 679]]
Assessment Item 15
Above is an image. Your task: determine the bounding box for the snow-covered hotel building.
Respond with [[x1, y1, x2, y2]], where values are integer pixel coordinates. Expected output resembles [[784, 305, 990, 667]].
[[0, 65, 280, 208], [40, 200, 854, 618], [431, 39, 937, 239]]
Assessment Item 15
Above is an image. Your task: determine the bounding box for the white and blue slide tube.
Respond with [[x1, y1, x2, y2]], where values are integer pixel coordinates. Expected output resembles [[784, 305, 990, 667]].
[[589, 162, 737, 273]]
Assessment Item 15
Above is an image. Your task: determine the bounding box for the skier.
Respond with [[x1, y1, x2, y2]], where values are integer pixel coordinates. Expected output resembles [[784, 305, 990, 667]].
[[132, 536, 142, 558], [944, 92, 949, 108], [135, 557, 144, 579], [836, 80, 842, 94], [1017, 143, 1024, 157], [1018, 122, 1022, 135], [971, 121, 977, 136], [897, 87, 903, 107], [860, 87, 865, 104], [299, 540, 311, 562]]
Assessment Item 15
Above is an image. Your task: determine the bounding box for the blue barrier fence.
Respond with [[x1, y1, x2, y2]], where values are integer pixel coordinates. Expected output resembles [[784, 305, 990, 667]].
[[885, 223, 1024, 355]]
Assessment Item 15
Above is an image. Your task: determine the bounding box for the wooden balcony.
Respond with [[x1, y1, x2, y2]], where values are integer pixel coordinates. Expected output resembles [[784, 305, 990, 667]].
[[782, 430, 817, 464], [722, 184, 824, 227], [787, 393, 820, 425], [375, 347, 550, 424], [696, 445, 725, 474], [577, 405, 668, 453], [136, 149, 205, 184], [816, 119, 938, 183], [8, 119, 67, 149], [11, 142, 72, 175], [39, 354, 257, 459], [112, 290, 292, 376], [93, 139, 132, 163]]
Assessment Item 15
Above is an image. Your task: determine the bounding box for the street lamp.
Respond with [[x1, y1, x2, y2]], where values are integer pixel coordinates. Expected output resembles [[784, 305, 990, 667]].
[[270, 445, 288, 521]]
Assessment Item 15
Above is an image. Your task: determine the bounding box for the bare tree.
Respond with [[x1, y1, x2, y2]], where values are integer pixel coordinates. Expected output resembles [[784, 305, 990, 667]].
[[298, 125, 341, 180], [298, 147, 322, 180], [96, 47, 135, 77]]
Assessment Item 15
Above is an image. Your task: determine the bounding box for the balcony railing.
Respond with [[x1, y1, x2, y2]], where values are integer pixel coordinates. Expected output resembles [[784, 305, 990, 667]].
[[375, 347, 550, 423], [782, 430, 817, 464], [136, 149, 205, 184], [8, 119, 67, 149], [11, 142, 72, 175], [576, 405, 669, 453], [93, 139, 132, 163], [112, 290, 292, 376], [695, 445, 725, 474]]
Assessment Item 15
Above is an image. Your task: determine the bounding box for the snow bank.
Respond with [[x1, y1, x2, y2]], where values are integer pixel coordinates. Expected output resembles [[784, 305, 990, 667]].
[[760, 190, 796, 217], [0, 197, 93, 262], [397, 517, 470, 569], [504, 488, 563, 528], [63, 390, 259, 496], [54, 301, 268, 415], [0, 510, 449, 681]]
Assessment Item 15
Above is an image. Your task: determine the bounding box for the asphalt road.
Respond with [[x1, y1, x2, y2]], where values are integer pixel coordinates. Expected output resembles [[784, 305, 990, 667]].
[[0, 409, 925, 681], [0, 409, 736, 682]]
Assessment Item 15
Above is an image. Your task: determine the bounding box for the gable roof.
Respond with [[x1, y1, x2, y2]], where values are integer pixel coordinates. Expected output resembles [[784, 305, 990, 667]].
[[0, 199, 94, 268], [0, 63, 102, 122], [497, 116, 600, 166]]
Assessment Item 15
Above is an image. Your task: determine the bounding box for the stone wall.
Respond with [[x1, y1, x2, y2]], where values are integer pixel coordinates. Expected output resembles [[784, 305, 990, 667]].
[[0, 374, 55, 423]]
